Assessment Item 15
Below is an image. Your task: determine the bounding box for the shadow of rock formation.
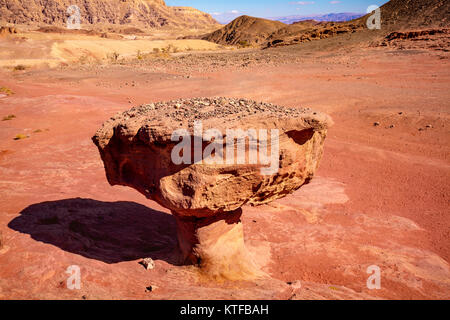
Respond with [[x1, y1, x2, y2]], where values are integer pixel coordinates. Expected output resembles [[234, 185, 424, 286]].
[[8, 198, 179, 264]]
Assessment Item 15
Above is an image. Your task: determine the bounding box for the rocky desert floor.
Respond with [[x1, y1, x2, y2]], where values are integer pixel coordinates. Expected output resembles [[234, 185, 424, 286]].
[[0, 34, 449, 299]]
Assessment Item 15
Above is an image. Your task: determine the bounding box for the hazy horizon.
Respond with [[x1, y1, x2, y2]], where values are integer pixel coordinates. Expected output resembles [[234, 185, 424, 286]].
[[166, 0, 389, 23]]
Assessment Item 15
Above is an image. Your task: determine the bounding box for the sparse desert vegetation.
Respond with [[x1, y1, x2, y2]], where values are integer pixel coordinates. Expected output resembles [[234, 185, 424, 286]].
[[0, 87, 14, 96], [2, 114, 16, 121], [107, 51, 120, 63], [13, 134, 28, 140], [13, 64, 27, 71]]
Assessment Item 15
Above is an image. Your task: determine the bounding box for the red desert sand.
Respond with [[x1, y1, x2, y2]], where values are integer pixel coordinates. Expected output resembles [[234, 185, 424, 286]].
[[0, 45, 449, 299]]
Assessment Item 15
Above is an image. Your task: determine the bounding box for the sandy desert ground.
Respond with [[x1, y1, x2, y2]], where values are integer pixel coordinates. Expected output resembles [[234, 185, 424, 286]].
[[0, 29, 225, 69], [0, 28, 449, 300]]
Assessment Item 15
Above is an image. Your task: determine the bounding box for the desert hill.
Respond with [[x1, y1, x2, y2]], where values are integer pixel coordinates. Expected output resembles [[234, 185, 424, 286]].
[[0, 0, 219, 29], [375, 0, 449, 28], [202, 15, 286, 46], [203, 0, 450, 48], [265, 20, 358, 46], [270, 20, 322, 37], [203, 15, 362, 48]]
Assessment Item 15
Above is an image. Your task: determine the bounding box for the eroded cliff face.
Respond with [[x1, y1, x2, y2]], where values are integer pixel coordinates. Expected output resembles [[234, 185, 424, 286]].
[[0, 0, 219, 29]]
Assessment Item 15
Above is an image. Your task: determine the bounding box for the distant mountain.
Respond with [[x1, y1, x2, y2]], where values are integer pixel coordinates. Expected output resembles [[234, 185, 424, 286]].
[[0, 0, 220, 29], [202, 15, 286, 46], [271, 13, 365, 25]]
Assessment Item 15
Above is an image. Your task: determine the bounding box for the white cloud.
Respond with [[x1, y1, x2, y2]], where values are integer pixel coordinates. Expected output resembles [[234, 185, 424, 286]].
[[330, 1, 341, 4], [290, 1, 315, 5], [211, 10, 240, 16]]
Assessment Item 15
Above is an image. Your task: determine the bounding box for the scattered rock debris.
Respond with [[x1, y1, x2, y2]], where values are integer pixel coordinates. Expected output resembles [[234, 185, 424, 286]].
[[145, 285, 158, 292], [287, 280, 302, 290], [140, 258, 155, 270]]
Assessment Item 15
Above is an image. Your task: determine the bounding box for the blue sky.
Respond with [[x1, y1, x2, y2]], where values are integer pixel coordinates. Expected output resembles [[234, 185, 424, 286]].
[[166, 0, 389, 21]]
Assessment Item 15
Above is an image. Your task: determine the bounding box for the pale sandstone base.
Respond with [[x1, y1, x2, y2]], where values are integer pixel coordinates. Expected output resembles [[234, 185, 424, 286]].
[[174, 210, 266, 280]]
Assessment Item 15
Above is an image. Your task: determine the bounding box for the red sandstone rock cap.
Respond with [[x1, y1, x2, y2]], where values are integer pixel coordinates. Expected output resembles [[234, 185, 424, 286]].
[[93, 97, 332, 217]]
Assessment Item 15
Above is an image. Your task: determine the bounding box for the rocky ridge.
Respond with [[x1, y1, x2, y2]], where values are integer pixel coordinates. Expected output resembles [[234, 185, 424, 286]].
[[0, 0, 219, 29]]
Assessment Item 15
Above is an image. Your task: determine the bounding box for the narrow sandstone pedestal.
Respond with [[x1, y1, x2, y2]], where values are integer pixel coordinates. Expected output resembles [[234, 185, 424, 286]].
[[174, 209, 265, 280]]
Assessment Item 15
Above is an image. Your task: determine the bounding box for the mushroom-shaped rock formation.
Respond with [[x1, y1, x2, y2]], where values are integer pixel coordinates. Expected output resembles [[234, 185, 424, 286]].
[[93, 97, 332, 280]]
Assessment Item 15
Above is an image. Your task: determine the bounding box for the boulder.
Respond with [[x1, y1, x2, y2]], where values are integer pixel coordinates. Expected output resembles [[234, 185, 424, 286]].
[[93, 97, 332, 279]]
